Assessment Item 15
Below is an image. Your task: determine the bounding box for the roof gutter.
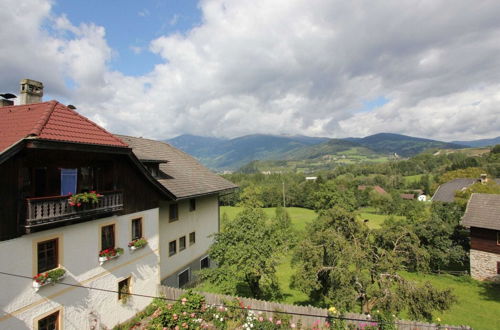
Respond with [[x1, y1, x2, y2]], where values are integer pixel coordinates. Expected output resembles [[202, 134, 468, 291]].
[[173, 186, 238, 201]]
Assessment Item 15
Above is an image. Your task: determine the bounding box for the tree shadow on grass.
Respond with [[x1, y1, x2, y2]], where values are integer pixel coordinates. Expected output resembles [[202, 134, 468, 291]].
[[477, 281, 500, 302], [280, 293, 316, 307]]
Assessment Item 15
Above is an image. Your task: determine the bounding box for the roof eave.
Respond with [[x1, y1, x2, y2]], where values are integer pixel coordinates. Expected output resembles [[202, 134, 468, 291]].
[[0, 139, 25, 165], [173, 186, 239, 201]]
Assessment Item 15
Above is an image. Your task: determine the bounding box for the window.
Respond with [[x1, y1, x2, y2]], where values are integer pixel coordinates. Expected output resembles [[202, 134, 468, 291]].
[[60, 168, 77, 195], [169, 204, 178, 222], [146, 164, 160, 178], [37, 311, 59, 330], [200, 256, 210, 269], [131, 218, 142, 240], [118, 277, 131, 301], [189, 198, 196, 211], [178, 269, 190, 287], [79, 167, 95, 192], [101, 224, 115, 251], [189, 232, 196, 246], [179, 236, 186, 251], [37, 239, 58, 273], [169, 240, 177, 256]]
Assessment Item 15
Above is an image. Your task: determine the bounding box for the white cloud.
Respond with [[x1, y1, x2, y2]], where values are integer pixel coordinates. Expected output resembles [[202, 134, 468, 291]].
[[138, 9, 150, 17], [1, 0, 500, 141]]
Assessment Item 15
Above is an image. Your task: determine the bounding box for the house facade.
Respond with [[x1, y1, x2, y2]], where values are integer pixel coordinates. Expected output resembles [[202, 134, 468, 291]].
[[117, 135, 237, 288], [461, 193, 500, 282], [0, 80, 236, 328]]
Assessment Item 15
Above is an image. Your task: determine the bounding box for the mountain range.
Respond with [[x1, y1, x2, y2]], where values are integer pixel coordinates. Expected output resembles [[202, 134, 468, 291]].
[[167, 133, 497, 171]]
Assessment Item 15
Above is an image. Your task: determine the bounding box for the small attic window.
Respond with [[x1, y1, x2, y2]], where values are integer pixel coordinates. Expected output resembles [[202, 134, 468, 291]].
[[145, 163, 160, 178]]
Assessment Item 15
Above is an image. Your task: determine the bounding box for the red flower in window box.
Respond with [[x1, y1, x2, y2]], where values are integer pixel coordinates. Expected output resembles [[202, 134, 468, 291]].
[[128, 238, 147, 250], [33, 272, 49, 284], [98, 247, 124, 264]]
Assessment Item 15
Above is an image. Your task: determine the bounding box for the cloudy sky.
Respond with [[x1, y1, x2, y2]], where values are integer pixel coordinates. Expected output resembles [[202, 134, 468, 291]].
[[1, 0, 500, 141]]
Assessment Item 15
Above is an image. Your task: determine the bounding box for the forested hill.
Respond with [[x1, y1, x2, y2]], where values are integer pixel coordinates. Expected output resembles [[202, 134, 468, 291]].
[[282, 139, 378, 160], [167, 134, 329, 170], [345, 133, 466, 157], [451, 136, 500, 147], [167, 133, 469, 170]]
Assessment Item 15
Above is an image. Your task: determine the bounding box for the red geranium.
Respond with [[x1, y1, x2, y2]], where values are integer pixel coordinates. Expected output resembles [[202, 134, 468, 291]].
[[33, 272, 49, 284]]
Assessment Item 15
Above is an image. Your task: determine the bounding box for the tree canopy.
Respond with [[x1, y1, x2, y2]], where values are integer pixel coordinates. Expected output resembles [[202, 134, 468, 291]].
[[200, 191, 291, 300], [291, 207, 456, 321]]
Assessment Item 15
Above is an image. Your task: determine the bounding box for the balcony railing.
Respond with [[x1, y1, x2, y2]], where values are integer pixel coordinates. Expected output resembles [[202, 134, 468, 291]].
[[26, 191, 123, 230]]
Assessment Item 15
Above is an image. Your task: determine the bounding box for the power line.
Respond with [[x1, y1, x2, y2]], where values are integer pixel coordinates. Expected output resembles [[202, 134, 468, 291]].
[[0, 271, 467, 329]]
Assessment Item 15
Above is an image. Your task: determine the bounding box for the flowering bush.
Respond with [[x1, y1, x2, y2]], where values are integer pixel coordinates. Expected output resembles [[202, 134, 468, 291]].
[[128, 237, 147, 249], [68, 191, 102, 207], [149, 290, 209, 329], [99, 247, 123, 258], [327, 306, 347, 330], [148, 293, 295, 330]]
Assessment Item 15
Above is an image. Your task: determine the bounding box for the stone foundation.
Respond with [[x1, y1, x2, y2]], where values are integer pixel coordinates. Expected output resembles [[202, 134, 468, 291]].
[[470, 249, 500, 281]]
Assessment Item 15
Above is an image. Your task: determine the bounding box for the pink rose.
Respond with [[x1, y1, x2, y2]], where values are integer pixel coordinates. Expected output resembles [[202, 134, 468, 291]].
[[276, 320, 282, 325]]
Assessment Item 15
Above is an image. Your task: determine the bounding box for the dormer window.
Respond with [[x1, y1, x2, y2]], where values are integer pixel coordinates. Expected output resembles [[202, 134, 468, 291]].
[[145, 163, 160, 178]]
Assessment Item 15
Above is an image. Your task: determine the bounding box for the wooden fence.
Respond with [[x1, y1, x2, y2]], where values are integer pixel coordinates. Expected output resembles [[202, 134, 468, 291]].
[[159, 286, 471, 329]]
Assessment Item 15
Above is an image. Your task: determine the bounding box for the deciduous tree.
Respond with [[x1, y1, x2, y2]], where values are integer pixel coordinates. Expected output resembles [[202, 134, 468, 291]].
[[291, 207, 456, 321]]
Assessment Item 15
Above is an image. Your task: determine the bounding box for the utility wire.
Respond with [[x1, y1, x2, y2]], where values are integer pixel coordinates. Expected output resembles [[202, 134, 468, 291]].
[[0, 271, 466, 329]]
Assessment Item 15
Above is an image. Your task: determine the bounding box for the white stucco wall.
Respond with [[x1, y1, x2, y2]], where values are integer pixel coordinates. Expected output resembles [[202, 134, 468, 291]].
[[0, 208, 160, 329], [159, 195, 219, 284]]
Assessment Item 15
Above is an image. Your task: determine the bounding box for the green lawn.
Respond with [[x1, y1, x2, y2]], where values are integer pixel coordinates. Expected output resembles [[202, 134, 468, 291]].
[[220, 206, 316, 232], [276, 254, 311, 305], [403, 174, 424, 184], [356, 207, 406, 229], [402, 272, 500, 330]]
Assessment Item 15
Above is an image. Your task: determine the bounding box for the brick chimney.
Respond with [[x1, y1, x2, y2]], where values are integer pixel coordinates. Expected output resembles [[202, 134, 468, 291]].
[[19, 79, 43, 104]]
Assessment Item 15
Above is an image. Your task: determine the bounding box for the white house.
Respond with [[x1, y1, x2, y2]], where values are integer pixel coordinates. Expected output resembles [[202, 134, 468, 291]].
[[117, 135, 237, 287], [0, 80, 236, 329]]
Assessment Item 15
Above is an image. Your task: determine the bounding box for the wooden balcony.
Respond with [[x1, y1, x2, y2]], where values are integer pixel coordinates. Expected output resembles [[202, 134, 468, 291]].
[[25, 191, 123, 231]]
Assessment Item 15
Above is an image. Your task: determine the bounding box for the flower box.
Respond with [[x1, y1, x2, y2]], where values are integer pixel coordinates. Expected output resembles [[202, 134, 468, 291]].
[[32, 268, 66, 292], [128, 238, 147, 251], [68, 191, 103, 208], [99, 247, 123, 265]]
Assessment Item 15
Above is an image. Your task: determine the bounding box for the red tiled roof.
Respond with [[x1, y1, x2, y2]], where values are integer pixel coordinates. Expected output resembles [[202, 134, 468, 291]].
[[0, 100, 127, 153], [373, 185, 388, 194], [400, 193, 415, 200], [357, 185, 387, 194]]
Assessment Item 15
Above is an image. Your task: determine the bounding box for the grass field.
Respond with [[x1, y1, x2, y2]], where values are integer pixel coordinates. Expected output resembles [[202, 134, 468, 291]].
[[209, 206, 499, 329], [220, 206, 316, 232], [403, 272, 500, 330], [403, 174, 424, 184], [356, 206, 406, 228]]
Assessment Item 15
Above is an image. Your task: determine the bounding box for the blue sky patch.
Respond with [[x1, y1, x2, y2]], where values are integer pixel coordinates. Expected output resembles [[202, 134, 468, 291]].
[[52, 0, 202, 77]]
